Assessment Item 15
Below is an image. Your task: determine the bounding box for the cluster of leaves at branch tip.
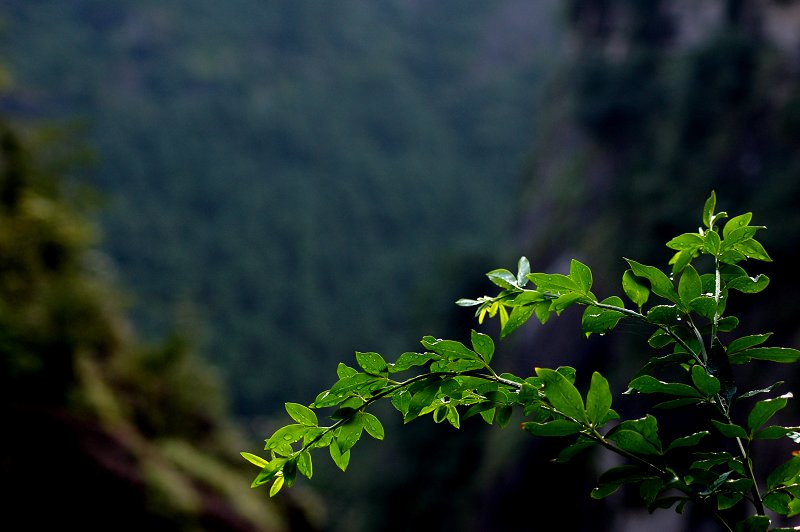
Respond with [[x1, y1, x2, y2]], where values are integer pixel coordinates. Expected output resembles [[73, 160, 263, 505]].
[[243, 191, 800, 531]]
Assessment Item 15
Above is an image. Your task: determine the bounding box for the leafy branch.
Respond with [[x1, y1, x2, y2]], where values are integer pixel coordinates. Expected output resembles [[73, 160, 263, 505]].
[[243, 192, 800, 530]]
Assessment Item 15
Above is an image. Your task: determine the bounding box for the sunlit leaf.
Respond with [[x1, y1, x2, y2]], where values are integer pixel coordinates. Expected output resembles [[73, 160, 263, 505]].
[[625, 259, 679, 303], [747, 393, 792, 433], [535, 367, 587, 423]]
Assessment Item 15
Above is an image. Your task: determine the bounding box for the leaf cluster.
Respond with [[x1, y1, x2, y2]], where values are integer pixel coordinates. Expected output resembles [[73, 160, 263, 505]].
[[244, 192, 800, 530]]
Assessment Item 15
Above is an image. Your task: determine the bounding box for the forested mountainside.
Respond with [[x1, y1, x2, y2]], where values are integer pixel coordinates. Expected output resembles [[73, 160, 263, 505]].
[[0, 0, 561, 418]]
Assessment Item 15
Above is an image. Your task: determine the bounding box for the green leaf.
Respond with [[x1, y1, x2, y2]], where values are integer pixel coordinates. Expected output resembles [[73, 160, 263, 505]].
[[763, 492, 792, 515], [405, 378, 442, 421], [470, 330, 494, 363], [591, 465, 652, 499], [528, 272, 579, 293], [753, 425, 800, 440], [553, 438, 596, 463], [269, 475, 285, 497], [517, 256, 531, 286], [251, 458, 288, 487], [513, 290, 546, 305], [285, 403, 318, 427], [533, 300, 551, 324], [727, 333, 772, 354], [336, 416, 364, 453], [390, 352, 437, 373], [734, 238, 772, 262], [496, 405, 513, 428], [729, 347, 800, 364], [549, 292, 585, 313], [582, 298, 625, 337], [688, 296, 717, 320], [727, 274, 769, 293], [734, 515, 770, 532], [669, 249, 696, 274], [325, 373, 386, 402], [691, 365, 721, 396], [747, 393, 792, 433], [446, 404, 461, 428], [647, 329, 675, 349], [622, 269, 650, 309], [625, 259, 679, 303], [355, 352, 388, 375], [241, 451, 269, 468], [703, 191, 717, 228], [646, 305, 680, 325], [586, 372, 612, 426], [628, 375, 702, 398], [767, 456, 800, 490], [570, 259, 593, 293], [711, 420, 749, 439], [501, 304, 535, 339], [666, 233, 705, 251], [536, 367, 587, 423], [421, 337, 480, 362], [329, 441, 351, 472], [266, 424, 309, 450], [678, 265, 702, 307], [336, 363, 359, 379], [704, 230, 721, 255], [723, 212, 753, 238], [486, 268, 519, 289], [362, 412, 385, 440], [608, 416, 662, 455], [717, 315, 739, 332], [297, 451, 313, 479], [522, 419, 583, 437], [666, 431, 710, 452]]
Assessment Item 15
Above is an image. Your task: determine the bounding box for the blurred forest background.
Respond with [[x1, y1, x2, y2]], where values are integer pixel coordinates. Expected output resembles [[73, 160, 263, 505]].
[[2, 1, 800, 531]]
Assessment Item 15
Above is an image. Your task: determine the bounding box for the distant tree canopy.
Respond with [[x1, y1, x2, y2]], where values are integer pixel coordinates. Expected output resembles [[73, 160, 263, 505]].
[[0, 117, 308, 531]]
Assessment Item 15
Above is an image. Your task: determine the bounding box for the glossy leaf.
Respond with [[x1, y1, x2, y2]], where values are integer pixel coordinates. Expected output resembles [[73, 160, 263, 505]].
[[570, 259, 593, 293], [678, 265, 702, 306], [711, 420, 749, 439], [625, 259, 679, 303], [729, 347, 800, 364], [285, 403, 318, 427], [691, 365, 721, 396], [536, 367, 587, 423], [628, 375, 702, 398], [356, 352, 388, 375], [723, 212, 753, 238], [666, 431, 710, 452], [747, 393, 792, 433], [582, 297, 625, 337], [516, 256, 531, 286], [733, 515, 770, 532], [501, 304, 536, 339], [727, 333, 773, 354], [521, 419, 582, 437], [702, 191, 717, 228], [486, 268, 518, 289], [528, 272, 579, 293], [666, 233, 704, 251], [329, 441, 350, 472], [362, 412, 385, 440], [586, 371, 612, 426], [471, 330, 494, 363]]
